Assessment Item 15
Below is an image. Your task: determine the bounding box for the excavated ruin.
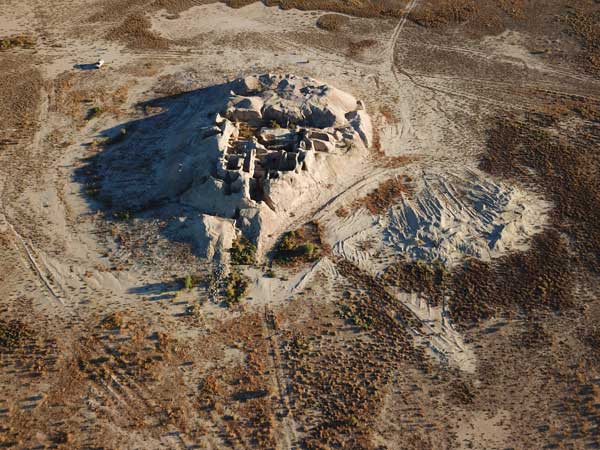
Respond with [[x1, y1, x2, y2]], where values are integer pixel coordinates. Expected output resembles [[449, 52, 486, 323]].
[[91, 74, 372, 260]]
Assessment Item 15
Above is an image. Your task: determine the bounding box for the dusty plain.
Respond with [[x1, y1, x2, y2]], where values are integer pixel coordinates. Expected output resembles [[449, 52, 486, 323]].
[[1, 0, 600, 449]]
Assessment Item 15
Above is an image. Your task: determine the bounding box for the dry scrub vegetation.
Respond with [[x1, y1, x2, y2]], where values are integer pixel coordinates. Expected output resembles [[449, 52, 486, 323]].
[[562, 8, 600, 75], [347, 38, 378, 57], [50, 72, 131, 124], [408, 0, 480, 28], [408, 0, 600, 76], [0, 57, 43, 145], [406, 0, 532, 32], [283, 259, 428, 449], [109, 14, 171, 49], [316, 13, 350, 31], [223, 0, 407, 17], [0, 35, 36, 50], [2, 0, 600, 448], [382, 107, 600, 327], [483, 116, 600, 273], [0, 60, 42, 131], [354, 176, 412, 215]]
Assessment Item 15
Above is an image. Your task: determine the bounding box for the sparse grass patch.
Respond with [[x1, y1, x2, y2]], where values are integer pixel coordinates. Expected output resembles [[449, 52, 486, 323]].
[[518, 318, 552, 348], [106, 127, 128, 146], [100, 312, 126, 330], [0, 59, 43, 136], [448, 379, 476, 404], [84, 177, 101, 198], [180, 273, 202, 291], [186, 302, 203, 321], [113, 210, 131, 221], [183, 274, 193, 291]]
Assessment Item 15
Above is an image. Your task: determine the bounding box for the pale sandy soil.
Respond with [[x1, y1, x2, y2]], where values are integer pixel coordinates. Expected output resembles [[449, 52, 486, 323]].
[[1, 1, 600, 449]]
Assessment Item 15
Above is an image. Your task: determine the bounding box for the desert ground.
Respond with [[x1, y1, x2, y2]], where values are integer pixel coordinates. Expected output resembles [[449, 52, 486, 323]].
[[1, 0, 600, 449]]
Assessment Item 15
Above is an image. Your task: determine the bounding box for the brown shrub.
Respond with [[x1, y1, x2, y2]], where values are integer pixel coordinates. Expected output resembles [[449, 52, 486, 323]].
[[448, 229, 575, 326], [482, 117, 600, 272], [347, 38, 378, 57], [316, 13, 350, 31], [561, 9, 600, 76], [408, 0, 479, 28], [335, 206, 349, 217], [381, 259, 449, 306], [379, 105, 398, 123], [518, 318, 552, 348], [0, 35, 36, 50], [108, 14, 170, 49], [50, 72, 131, 124], [354, 176, 412, 215], [0, 320, 34, 349], [0, 58, 43, 137]]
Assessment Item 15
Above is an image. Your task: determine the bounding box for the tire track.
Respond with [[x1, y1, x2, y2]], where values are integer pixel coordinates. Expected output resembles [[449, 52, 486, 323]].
[[263, 306, 300, 450], [0, 86, 67, 306]]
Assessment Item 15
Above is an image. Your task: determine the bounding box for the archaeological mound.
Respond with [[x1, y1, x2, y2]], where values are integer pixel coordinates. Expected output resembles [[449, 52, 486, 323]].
[[89, 74, 373, 259]]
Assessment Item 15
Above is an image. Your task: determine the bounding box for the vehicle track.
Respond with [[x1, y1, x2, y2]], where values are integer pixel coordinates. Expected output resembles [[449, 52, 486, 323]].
[[395, 39, 600, 86], [263, 306, 300, 450], [389, 0, 420, 81], [0, 87, 67, 307]]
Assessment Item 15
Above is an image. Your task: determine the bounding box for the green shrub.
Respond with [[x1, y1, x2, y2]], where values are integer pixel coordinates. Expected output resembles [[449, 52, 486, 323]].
[[224, 270, 249, 307], [183, 274, 193, 291], [230, 237, 256, 265], [187, 303, 202, 320], [301, 242, 316, 257], [87, 106, 103, 120], [113, 210, 131, 221]]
